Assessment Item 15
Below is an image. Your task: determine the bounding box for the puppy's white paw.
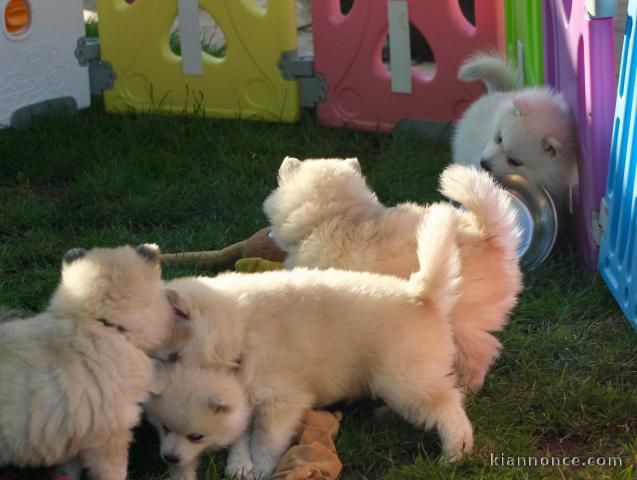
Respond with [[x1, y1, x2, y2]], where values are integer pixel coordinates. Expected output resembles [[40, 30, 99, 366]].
[[251, 460, 277, 480], [225, 458, 254, 479], [439, 432, 473, 464], [439, 449, 466, 465], [250, 440, 284, 479]]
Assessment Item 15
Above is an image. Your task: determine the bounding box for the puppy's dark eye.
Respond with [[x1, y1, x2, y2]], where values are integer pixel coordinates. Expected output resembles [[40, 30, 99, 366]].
[[167, 352, 180, 363], [162, 424, 170, 434], [495, 132, 503, 145], [507, 157, 523, 167], [187, 434, 204, 443]]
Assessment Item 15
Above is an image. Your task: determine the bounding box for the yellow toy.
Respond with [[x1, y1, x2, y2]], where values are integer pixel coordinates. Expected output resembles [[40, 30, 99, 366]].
[[235, 257, 284, 273], [97, 0, 300, 122]]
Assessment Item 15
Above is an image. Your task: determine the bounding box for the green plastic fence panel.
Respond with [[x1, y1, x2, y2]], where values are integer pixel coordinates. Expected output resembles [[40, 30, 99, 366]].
[[505, 0, 545, 86]]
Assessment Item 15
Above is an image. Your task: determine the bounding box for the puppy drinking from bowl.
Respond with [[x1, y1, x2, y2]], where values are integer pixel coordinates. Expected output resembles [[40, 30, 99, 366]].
[[452, 52, 578, 209]]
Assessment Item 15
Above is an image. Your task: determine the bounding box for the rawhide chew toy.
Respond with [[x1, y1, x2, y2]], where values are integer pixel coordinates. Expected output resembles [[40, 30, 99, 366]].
[[271, 410, 343, 480]]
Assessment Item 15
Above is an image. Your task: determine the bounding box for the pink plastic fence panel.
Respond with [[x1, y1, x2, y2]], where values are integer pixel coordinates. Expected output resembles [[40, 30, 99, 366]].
[[543, 0, 616, 269], [312, 0, 504, 133]]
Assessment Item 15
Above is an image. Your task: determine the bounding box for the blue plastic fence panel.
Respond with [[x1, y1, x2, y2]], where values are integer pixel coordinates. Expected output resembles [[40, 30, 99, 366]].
[[599, 0, 637, 332]]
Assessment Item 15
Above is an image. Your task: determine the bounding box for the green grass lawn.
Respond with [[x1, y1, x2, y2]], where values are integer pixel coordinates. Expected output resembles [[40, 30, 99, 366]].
[[0, 104, 635, 480]]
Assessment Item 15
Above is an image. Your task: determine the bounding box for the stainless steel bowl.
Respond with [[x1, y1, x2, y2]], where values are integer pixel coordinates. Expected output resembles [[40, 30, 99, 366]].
[[498, 174, 558, 272]]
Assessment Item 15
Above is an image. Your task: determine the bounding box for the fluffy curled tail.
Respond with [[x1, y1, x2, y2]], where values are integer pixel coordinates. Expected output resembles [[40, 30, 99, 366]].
[[458, 52, 518, 93], [439, 165, 523, 391], [408, 203, 461, 317], [439, 164, 521, 254]]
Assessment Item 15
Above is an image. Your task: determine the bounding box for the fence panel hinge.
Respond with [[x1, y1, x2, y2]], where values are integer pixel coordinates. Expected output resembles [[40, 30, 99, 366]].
[[278, 50, 327, 108], [75, 37, 117, 95]]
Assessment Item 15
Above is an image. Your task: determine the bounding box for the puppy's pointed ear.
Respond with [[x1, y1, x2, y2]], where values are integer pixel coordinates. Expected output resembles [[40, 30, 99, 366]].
[[209, 396, 231, 414], [278, 156, 302, 182], [166, 289, 191, 329], [512, 97, 531, 116], [344, 157, 361, 173], [63, 248, 86, 266], [542, 136, 561, 158], [136, 243, 161, 264]]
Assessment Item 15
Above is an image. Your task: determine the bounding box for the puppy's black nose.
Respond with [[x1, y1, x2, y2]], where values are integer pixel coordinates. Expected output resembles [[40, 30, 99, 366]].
[[479, 159, 492, 172], [163, 453, 181, 465]]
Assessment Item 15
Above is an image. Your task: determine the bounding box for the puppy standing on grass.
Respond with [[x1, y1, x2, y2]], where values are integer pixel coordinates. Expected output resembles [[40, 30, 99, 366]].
[[263, 158, 522, 393], [0, 244, 184, 480], [150, 205, 471, 480], [452, 53, 578, 208]]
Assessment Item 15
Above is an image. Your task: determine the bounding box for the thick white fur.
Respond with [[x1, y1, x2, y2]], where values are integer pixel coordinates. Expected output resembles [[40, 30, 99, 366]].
[[163, 205, 471, 479], [263, 158, 522, 392], [0, 245, 177, 480], [145, 363, 249, 480], [453, 52, 578, 207]]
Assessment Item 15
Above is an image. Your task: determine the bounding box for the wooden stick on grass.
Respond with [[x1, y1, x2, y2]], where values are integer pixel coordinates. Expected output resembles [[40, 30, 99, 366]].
[[160, 240, 245, 267]]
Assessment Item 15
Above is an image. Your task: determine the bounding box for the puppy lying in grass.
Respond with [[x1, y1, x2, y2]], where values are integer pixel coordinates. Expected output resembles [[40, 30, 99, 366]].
[[0, 244, 182, 480], [263, 159, 522, 392], [150, 204, 471, 480]]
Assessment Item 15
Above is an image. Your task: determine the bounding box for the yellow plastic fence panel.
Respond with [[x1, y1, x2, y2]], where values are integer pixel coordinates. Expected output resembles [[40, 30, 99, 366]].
[[97, 0, 300, 122]]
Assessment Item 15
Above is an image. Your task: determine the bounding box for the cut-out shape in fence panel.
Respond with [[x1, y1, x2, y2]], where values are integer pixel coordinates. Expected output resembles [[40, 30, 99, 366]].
[[600, 0, 636, 332], [459, 0, 476, 26], [505, 0, 544, 86], [244, 0, 267, 14], [340, 0, 354, 16], [0, 0, 90, 128], [312, 0, 504, 133], [543, 0, 616, 269], [97, 0, 299, 122], [382, 23, 438, 83], [168, 8, 228, 60]]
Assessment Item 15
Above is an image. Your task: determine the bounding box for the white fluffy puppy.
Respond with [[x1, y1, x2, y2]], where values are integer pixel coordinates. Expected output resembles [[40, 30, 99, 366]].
[[0, 244, 182, 480], [145, 363, 249, 480], [161, 205, 470, 479], [263, 158, 522, 392], [452, 53, 577, 207]]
